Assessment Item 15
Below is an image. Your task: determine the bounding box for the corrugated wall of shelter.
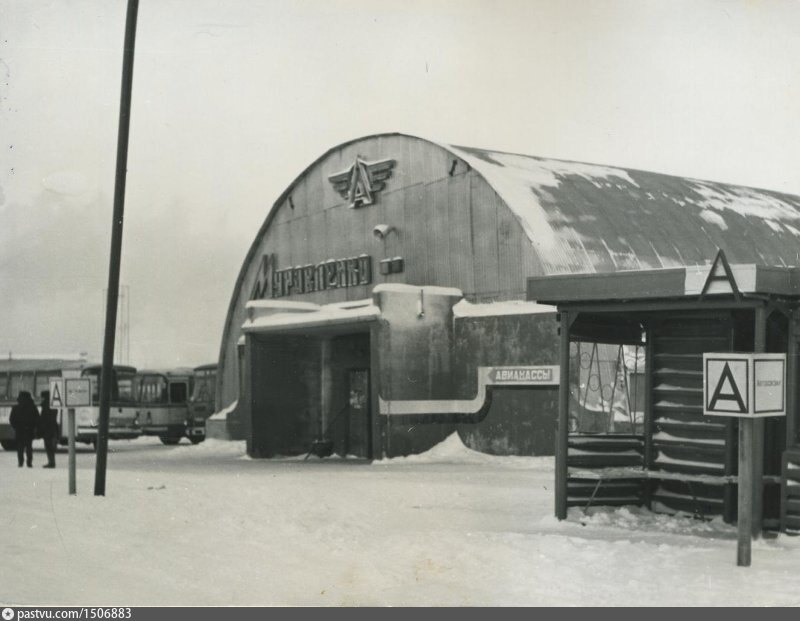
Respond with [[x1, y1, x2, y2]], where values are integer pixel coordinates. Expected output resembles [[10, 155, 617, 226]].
[[648, 313, 736, 518], [216, 135, 545, 426]]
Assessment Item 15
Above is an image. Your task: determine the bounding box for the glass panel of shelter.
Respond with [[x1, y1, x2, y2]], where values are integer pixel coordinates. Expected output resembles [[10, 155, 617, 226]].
[[569, 341, 645, 435]]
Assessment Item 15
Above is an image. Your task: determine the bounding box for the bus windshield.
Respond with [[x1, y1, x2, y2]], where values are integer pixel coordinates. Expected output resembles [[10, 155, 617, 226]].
[[191, 370, 216, 403]]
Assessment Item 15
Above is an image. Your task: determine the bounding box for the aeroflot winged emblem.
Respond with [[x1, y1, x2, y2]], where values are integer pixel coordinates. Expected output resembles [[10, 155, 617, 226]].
[[328, 156, 395, 208]]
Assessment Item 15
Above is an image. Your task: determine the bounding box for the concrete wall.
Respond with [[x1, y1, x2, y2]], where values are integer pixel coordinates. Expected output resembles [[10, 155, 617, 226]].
[[453, 312, 559, 456]]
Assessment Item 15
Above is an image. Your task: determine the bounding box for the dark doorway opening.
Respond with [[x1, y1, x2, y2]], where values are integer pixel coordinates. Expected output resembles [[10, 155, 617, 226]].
[[344, 369, 370, 458], [326, 333, 371, 458]]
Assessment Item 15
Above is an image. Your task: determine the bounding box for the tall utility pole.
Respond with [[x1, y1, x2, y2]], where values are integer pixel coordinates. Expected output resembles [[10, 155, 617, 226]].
[[101, 285, 130, 365], [95, 0, 140, 496]]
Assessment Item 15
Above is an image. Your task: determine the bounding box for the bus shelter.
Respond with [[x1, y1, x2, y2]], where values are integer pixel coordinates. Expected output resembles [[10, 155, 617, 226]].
[[527, 251, 800, 534]]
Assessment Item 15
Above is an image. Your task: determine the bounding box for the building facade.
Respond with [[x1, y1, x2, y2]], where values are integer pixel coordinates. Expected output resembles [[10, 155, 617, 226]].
[[211, 133, 800, 462]]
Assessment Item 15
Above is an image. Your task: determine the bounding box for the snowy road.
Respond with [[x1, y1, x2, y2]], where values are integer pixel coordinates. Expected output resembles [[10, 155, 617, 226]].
[[1, 435, 798, 606]]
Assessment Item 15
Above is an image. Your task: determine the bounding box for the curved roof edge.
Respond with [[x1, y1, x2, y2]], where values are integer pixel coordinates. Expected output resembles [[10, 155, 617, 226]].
[[214, 133, 479, 379]]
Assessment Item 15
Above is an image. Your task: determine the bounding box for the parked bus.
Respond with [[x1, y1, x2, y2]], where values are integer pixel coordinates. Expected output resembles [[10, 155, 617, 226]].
[[77, 364, 141, 443], [134, 368, 193, 445], [0, 357, 87, 450], [186, 363, 217, 444]]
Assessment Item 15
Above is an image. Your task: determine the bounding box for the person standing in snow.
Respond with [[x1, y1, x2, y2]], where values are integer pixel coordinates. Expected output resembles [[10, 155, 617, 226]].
[[9, 391, 39, 468], [39, 390, 58, 468]]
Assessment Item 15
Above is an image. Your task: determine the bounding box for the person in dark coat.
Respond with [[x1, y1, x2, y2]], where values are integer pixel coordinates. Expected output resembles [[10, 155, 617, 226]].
[[39, 391, 58, 468], [9, 391, 39, 468]]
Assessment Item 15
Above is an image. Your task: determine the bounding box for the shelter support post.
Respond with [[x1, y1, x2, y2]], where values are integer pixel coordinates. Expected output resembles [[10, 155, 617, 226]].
[[555, 310, 572, 520], [737, 419, 754, 566], [738, 305, 767, 566], [788, 313, 798, 449], [752, 306, 766, 539], [643, 321, 654, 508]]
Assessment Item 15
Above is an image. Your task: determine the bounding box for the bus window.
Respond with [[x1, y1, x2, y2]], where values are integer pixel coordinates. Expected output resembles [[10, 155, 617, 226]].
[[82, 368, 124, 403], [141, 376, 168, 404], [0, 373, 8, 399], [88, 375, 99, 403], [35, 373, 58, 399], [10, 372, 34, 397], [169, 382, 188, 405], [81, 369, 103, 403], [117, 370, 137, 404]]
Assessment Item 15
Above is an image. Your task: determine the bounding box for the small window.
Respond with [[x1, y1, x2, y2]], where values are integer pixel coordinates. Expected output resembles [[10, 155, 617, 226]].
[[169, 382, 188, 404], [0, 373, 8, 400], [10, 372, 34, 397]]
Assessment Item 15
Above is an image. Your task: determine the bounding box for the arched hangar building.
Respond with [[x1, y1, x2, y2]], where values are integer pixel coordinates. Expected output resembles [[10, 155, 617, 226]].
[[211, 133, 800, 464]]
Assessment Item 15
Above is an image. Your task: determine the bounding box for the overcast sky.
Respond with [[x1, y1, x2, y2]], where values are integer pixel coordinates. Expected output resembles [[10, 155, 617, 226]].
[[2, 0, 799, 368]]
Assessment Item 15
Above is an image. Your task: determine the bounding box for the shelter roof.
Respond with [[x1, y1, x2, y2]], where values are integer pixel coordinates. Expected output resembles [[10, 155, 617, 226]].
[[527, 263, 800, 306]]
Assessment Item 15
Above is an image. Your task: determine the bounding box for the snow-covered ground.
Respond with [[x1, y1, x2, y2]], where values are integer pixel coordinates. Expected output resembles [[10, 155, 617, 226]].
[[1, 434, 798, 606]]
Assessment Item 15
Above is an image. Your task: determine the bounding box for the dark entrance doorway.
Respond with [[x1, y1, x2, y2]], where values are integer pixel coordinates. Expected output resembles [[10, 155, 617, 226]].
[[344, 369, 370, 458], [326, 332, 371, 458]]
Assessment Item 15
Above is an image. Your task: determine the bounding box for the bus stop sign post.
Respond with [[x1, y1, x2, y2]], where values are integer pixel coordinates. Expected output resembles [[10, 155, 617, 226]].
[[68, 408, 76, 495], [66, 379, 90, 495], [703, 352, 786, 567], [50, 379, 90, 495]]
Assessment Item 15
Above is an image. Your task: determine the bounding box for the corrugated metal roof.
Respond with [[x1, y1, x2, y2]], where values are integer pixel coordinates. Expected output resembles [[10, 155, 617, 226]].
[[449, 145, 800, 274]]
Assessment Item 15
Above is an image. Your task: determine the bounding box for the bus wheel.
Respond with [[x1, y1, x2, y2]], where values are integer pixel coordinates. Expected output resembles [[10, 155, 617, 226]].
[[189, 436, 204, 445], [160, 436, 180, 446], [1, 440, 17, 451]]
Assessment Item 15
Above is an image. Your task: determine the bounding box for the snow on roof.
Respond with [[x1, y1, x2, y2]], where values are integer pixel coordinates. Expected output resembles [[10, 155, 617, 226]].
[[372, 283, 463, 297], [242, 302, 380, 332], [452, 299, 556, 318], [448, 143, 800, 273]]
